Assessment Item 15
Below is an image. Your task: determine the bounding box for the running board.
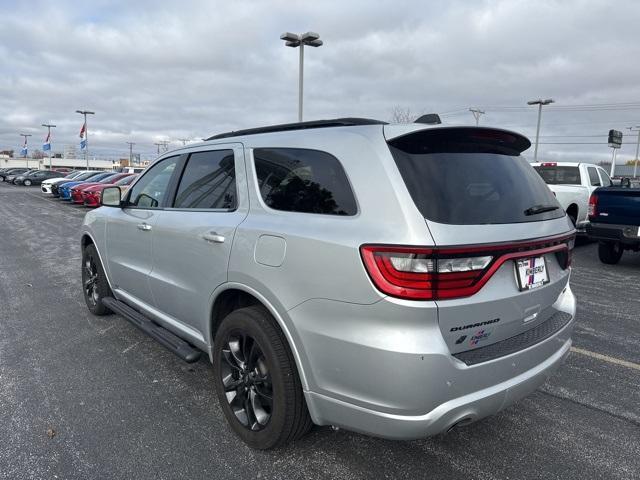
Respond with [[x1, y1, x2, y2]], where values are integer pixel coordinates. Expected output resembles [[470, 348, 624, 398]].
[[102, 297, 201, 363]]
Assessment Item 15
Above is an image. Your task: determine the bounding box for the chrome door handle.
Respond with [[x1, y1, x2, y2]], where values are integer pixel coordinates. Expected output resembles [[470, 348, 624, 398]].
[[137, 223, 152, 231], [202, 232, 225, 243]]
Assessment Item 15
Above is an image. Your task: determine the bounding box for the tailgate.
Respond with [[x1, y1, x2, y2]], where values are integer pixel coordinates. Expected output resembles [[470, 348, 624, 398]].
[[593, 188, 640, 226]]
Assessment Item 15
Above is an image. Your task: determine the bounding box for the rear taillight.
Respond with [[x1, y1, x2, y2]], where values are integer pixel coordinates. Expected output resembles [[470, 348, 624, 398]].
[[361, 234, 574, 301], [361, 246, 493, 300], [588, 194, 598, 217]]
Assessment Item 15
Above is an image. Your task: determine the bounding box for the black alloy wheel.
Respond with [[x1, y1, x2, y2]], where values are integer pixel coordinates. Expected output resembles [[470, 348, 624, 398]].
[[213, 306, 312, 449], [220, 331, 273, 431], [81, 244, 112, 315]]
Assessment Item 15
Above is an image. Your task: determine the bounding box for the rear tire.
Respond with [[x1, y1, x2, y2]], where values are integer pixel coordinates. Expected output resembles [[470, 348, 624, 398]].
[[24, 179, 32, 186], [82, 244, 113, 315], [598, 241, 623, 264], [213, 306, 312, 449]]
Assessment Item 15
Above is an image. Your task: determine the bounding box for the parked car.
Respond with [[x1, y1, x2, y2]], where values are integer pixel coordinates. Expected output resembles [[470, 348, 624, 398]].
[[42, 171, 85, 194], [70, 173, 133, 204], [586, 184, 640, 264], [81, 174, 138, 207], [532, 162, 611, 231], [14, 170, 65, 186], [0, 168, 32, 183], [57, 172, 113, 201], [81, 118, 576, 449]]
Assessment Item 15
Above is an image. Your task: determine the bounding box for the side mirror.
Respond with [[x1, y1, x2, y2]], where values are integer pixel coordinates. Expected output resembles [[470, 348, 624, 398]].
[[101, 186, 122, 207]]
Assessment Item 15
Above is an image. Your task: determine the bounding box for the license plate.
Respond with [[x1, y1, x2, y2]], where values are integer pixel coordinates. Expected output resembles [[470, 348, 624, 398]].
[[515, 257, 549, 291]]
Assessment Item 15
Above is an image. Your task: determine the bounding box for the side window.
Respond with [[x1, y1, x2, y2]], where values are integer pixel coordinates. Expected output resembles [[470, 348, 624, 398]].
[[174, 150, 236, 209], [253, 148, 357, 216], [126, 156, 178, 208], [599, 169, 612, 186], [587, 167, 601, 186]]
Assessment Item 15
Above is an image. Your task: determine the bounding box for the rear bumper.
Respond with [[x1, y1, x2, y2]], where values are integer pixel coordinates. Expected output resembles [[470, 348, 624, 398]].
[[306, 336, 571, 439], [294, 285, 575, 440], [586, 222, 640, 245]]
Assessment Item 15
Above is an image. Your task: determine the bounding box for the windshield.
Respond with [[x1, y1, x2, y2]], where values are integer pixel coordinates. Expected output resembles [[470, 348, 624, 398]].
[[533, 166, 581, 185]]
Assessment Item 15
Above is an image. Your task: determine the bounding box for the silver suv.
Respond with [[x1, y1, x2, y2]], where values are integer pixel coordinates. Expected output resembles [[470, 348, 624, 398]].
[[81, 118, 576, 449]]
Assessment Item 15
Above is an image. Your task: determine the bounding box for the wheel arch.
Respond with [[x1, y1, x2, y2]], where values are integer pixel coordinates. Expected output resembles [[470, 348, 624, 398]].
[[566, 203, 578, 223], [207, 283, 310, 391], [80, 231, 115, 292]]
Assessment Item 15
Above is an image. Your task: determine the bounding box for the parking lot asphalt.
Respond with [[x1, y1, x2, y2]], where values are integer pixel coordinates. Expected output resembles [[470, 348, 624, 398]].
[[0, 183, 638, 480]]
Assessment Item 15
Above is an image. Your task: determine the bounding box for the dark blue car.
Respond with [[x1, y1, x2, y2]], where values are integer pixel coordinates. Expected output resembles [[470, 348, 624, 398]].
[[58, 172, 116, 200]]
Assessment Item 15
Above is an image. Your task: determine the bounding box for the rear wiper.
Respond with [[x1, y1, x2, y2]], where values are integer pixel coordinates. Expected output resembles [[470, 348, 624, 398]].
[[524, 204, 560, 216]]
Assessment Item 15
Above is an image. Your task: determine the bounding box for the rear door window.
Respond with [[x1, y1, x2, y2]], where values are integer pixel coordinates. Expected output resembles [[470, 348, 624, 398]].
[[253, 148, 357, 215], [388, 128, 563, 225], [173, 150, 237, 209], [588, 167, 601, 186], [533, 166, 581, 185], [599, 169, 612, 186]]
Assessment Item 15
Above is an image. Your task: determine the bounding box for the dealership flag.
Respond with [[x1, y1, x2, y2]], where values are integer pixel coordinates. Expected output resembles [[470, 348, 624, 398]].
[[79, 122, 87, 150], [43, 131, 51, 151], [20, 138, 27, 156]]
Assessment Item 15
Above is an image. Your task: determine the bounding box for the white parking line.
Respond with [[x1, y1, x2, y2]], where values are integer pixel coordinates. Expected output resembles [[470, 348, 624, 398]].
[[571, 346, 640, 371]]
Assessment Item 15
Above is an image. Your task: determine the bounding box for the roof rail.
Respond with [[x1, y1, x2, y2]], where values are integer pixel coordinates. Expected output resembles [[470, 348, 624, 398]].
[[206, 117, 387, 141]]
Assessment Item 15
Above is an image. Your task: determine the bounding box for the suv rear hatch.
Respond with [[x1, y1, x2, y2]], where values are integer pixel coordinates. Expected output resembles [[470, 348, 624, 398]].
[[381, 126, 574, 356]]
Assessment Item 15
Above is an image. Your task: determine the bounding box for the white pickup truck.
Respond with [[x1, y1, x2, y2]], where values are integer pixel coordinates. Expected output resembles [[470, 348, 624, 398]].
[[531, 162, 612, 231]]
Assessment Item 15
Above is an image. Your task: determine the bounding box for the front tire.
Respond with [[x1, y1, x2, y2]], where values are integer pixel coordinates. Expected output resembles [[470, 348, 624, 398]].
[[82, 244, 113, 315], [598, 241, 623, 264], [213, 306, 312, 449]]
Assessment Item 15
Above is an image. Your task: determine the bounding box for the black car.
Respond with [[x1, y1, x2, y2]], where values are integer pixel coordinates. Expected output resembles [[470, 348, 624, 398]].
[[14, 170, 65, 186], [0, 168, 32, 182]]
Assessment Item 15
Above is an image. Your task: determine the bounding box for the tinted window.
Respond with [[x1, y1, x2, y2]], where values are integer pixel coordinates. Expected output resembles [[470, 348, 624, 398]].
[[588, 167, 601, 186], [115, 175, 136, 186], [389, 146, 563, 225], [253, 148, 357, 216], [72, 172, 101, 181], [533, 166, 581, 185], [126, 156, 178, 208], [600, 169, 612, 186], [174, 150, 237, 209]]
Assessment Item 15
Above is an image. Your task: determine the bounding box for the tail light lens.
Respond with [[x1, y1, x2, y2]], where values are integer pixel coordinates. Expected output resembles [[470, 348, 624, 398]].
[[361, 234, 574, 301], [588, 194, 598, 217]]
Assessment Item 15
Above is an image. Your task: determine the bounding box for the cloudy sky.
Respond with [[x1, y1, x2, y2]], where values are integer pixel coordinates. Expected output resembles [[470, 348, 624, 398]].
[[1, 0, 640, 163]]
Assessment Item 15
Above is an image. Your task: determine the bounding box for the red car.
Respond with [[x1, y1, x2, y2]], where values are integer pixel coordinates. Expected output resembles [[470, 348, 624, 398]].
[[70, 173, 132, 204], [81, 174, 138, 207]]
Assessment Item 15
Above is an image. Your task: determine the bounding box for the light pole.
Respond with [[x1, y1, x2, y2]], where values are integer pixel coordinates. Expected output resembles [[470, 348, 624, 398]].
[[628, 126, 640, 178], [126, 142, 135, 166], [469, 108, 485, 126], [280, 31, 323, 122], [76, 110, 95, 170], [41, 123, 56, 170], [527, 98, 555, 161], [20, 133, 32, 168]]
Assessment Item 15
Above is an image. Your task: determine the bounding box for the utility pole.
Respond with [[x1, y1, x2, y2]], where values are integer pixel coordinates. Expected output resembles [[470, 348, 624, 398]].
[[42, 123, 56, 170], [628, 126, 640, 178], [76, 110, 95, 170], [469, 108, 485, 126], [178, 138, 189, 146], [280, 32, 323, 122], [527, 98, 555, 161], [154, 143, 162, 155], [20, 134, 32, 168], [126, 142, 135, 166]]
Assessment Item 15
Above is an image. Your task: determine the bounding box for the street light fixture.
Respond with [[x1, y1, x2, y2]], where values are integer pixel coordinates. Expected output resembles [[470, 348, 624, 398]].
[[41, 123, 56, 170], [527, 98, 554, 161], [280, 31, 323, 122], [76, 109, 95, 170]]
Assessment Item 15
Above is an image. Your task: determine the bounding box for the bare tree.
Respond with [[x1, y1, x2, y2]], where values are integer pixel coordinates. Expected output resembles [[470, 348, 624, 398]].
[[389, 106, 416, 124]]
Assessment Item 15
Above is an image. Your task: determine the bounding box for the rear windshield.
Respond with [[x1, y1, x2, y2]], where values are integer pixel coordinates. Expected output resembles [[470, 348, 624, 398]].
[[388, 130, 563, 225], [533, 166, 581, 185]]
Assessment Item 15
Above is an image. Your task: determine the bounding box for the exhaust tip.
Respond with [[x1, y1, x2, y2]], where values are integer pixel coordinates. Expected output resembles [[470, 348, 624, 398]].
[[446, 417, 474, 433]]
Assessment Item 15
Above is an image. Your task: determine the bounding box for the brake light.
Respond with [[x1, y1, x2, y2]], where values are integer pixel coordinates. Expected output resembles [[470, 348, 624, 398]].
[[361, 234, 574, 301], [588, 194, 598, 217], [541, 162, 557, 166]]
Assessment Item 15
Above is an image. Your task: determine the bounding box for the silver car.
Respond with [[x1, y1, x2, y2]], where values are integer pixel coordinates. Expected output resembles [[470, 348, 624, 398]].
[[81, 118, 576, 449]]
